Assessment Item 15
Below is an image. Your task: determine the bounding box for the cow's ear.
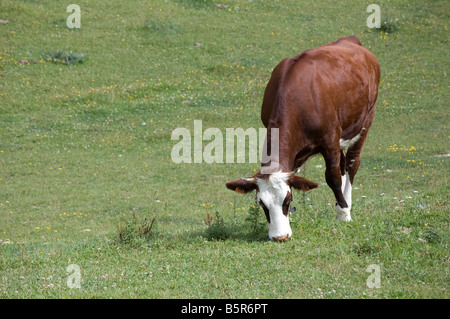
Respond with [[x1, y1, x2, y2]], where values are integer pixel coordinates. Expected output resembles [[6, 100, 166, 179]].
[[226, 178, 258, 194], [288, 176, 319, 192]]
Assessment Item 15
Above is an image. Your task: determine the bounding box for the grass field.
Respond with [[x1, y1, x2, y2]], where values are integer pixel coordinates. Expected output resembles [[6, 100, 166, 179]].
[[0, 0, 448, 299]]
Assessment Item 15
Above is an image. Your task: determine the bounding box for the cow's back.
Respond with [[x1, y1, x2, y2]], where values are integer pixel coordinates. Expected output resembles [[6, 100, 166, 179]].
[[261, 36, 380, 139]]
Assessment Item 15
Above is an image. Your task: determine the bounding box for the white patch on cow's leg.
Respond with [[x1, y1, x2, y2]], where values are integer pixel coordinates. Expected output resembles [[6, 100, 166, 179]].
[[341, 171, 347, 192], [337, 171, 352, 221], [336, 204, 352, 221], [342, 171, 352, 211]]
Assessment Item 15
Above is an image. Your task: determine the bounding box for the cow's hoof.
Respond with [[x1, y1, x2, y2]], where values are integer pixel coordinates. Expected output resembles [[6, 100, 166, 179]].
[[336, 205, 352, 221]]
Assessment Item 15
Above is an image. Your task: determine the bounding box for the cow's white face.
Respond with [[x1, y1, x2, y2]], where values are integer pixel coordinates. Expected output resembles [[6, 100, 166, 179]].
[[256, 172, 293, 241], [226, 170, 319, 242]]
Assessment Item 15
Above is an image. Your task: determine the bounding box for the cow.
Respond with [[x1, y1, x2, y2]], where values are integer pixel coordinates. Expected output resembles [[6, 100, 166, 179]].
[[226, 36, 380, 242]]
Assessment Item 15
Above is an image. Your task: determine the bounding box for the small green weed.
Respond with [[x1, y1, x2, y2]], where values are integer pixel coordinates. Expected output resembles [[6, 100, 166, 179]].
[[378, 19, 400, 33], [44, 50, 88, 65], [245, 202, 267, 238], [117, 213, 156, 247], [421, 229, 441, 244], [350, 242, 379, 257], [204, 208, 232, 241]]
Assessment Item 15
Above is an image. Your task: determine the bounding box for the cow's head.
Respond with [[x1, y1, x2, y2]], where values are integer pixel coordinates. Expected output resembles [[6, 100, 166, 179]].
[[226, 169, 319, 241]]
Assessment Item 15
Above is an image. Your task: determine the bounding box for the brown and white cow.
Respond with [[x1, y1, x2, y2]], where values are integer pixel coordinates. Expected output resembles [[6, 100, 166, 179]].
[[226, 36, 380, 241]]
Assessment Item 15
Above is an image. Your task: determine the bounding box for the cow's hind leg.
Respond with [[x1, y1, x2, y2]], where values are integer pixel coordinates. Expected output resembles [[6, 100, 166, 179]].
[[322, 147, 351, 221]]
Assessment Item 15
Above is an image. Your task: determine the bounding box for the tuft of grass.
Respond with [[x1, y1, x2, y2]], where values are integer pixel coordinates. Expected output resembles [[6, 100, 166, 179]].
[[350, 242, 379, 257], [117, 213, 156, 247], [173, 0, 214, 9], [44, 50, 88, 66], [378, 19, 400, 33], [204, 209, 232, 241], [144, 20, 181, 35], [421, 229, 441, 244]]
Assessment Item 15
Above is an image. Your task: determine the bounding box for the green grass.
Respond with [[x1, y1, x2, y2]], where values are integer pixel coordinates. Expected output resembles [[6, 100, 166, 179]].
[[0, 0, 448, 298]]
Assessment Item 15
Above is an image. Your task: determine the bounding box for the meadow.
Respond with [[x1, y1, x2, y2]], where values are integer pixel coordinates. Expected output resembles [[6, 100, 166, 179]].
[[0, 0, 448, 299]]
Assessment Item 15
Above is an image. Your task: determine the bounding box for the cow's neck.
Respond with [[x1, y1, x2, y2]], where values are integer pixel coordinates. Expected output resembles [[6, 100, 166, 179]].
[[262, 121, 305, 173]]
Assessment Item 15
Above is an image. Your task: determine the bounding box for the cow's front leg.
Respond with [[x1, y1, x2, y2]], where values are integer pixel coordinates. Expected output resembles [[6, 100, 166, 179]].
[[323, 148, 351, 221], [340, 149, 352, 213], [341, 171, 352, 210]]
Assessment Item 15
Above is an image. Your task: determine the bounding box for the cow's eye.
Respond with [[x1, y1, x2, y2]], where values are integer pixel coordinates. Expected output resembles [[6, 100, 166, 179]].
[[259, 200, 270, 223], [282, 191, 293, 217]]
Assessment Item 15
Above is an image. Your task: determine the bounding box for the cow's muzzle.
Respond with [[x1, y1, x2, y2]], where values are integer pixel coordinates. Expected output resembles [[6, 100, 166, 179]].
[[271, 234, 290, 242]]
